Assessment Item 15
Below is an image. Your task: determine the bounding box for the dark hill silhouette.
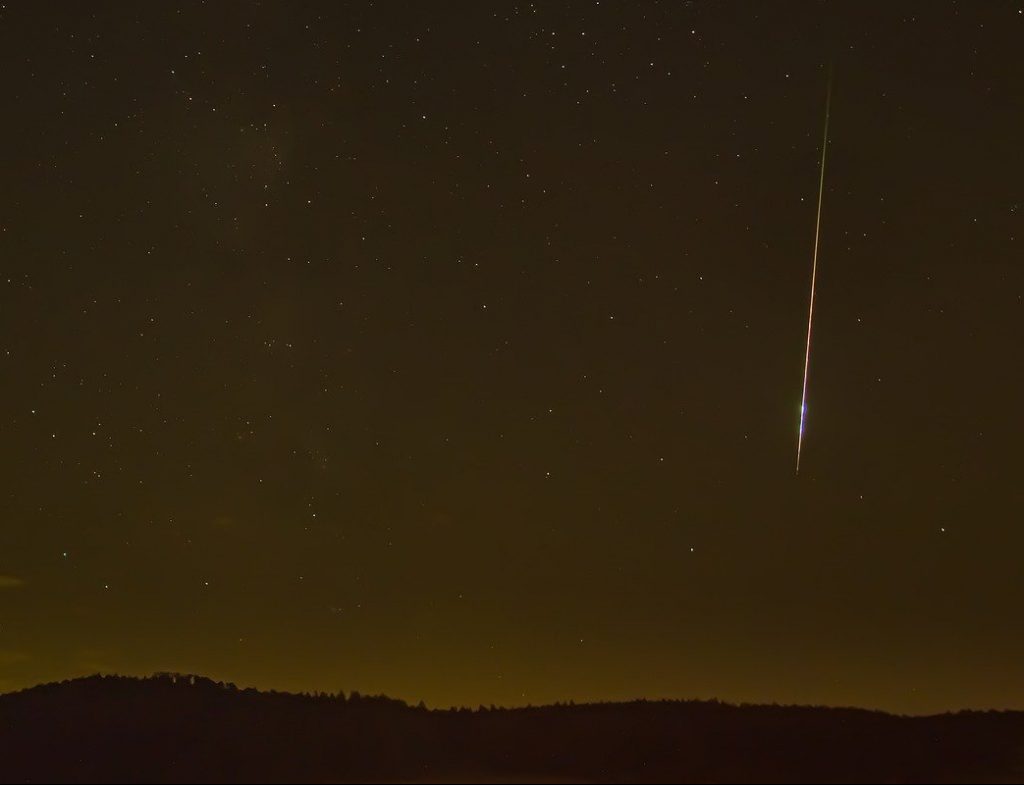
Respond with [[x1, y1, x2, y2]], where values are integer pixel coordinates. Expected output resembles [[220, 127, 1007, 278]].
[[1, 674, 1022, 783]]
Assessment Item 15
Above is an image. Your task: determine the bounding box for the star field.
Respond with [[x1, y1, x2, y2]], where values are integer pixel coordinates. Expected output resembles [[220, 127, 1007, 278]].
[[0, 1, 1022, 713]]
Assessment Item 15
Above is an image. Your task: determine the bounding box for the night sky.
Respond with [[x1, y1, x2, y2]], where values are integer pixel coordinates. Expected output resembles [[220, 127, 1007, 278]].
[[1, 1, 1022, 715]]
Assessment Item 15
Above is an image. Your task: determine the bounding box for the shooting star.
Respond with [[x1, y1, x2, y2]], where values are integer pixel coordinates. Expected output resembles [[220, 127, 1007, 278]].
[[796, 71, 832, 475]]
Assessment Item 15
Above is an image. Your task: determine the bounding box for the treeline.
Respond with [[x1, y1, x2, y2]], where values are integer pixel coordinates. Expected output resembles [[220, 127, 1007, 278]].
[[1, 674, 1022, 783]]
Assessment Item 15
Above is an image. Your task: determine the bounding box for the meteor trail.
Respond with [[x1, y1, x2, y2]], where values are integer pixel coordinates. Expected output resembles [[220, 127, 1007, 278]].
[[796, 71, 832, 475]]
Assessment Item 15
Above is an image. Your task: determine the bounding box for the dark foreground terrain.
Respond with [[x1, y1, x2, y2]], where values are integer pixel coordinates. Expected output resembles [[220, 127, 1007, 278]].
[[1, 674, 1022, 783]]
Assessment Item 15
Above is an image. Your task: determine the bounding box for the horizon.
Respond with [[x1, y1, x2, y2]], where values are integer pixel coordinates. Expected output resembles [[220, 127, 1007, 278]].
[[7, 672, 1023, 783], [4, 670, 1023, 718], [5, 671, 1023, 718]]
